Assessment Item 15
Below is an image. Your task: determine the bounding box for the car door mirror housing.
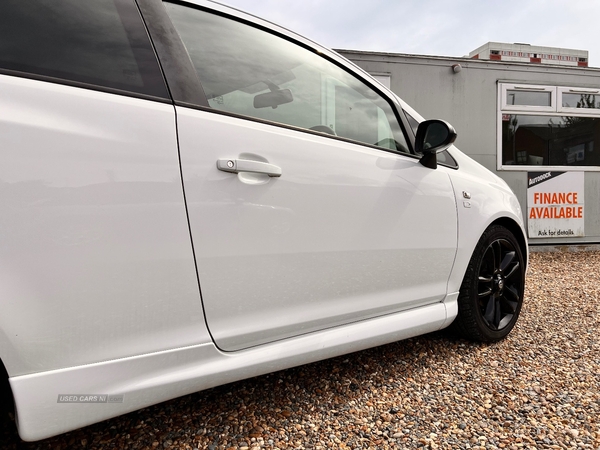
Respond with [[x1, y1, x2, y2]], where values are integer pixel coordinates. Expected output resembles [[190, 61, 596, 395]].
[[254, 89, 293, 109], [415, 119, 457, 169]]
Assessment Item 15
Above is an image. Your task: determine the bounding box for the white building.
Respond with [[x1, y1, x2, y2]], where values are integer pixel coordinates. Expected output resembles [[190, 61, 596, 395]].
[[469, 42, 588, 67]]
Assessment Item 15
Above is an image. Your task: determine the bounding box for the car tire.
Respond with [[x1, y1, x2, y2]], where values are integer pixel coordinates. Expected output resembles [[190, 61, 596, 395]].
[[451, 225, 525, 342], [0, 363, 12, 415]]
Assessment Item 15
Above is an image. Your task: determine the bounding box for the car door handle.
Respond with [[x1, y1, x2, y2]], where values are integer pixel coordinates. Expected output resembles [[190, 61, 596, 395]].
[[217, 158, 282, 177]]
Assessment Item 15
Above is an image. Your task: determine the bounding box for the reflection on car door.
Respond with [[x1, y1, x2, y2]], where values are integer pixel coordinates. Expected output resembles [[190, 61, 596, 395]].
[[177, 109, 457, 351], [166, 2, 459, 351]]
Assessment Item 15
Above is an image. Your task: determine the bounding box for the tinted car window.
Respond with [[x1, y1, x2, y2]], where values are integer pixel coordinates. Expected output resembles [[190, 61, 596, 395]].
[[0, 0, 169, 99], [165, 3, 409, 153]]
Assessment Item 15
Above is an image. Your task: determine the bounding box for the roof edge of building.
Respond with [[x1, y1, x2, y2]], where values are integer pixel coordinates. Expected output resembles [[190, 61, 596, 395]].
[[334, 48, 598, 71]]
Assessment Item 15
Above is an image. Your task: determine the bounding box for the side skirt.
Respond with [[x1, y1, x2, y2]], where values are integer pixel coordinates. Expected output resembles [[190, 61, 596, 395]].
[[12, 302, 453, 441]]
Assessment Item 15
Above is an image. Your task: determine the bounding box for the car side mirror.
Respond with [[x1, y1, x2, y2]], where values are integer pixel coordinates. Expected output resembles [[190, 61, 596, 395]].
[[415, 119, 457, 169], [254, 89, 293, 109]]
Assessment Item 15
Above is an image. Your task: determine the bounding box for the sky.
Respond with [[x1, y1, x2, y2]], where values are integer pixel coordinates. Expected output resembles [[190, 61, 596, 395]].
[[219, 0, 600, 67]]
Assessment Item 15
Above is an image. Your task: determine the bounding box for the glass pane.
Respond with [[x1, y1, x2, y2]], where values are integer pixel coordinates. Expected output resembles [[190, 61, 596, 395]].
[[0, 0, 168, 98], [165, 3, 408, 153], [403, 111, 419, 135], [562, 93, 600, 109], [502, 114, 600, 166], [371, 74, 390, 89], [506, 90, 551, 107], [436, 150, 457, 167]]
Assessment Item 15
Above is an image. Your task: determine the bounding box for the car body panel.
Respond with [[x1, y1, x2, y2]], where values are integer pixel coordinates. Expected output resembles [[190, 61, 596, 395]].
[[0, 75, 209, 376], [11, 300, 449, 441], [176, 107, 458, 351], [445, 147, 528, 291], [394, 98, 528, 294]]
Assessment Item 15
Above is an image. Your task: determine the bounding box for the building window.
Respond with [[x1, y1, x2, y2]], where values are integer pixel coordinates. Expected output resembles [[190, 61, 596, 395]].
[[499, 83, 600, 170], [558, 88, 600, 112], [370, 73, 391, 89], [501, 84, 555, 111]]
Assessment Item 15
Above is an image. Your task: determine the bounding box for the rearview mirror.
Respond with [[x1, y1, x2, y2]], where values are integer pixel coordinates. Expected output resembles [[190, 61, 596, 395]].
[[415, 119, 457, 169], [254, 89, 293, 109]]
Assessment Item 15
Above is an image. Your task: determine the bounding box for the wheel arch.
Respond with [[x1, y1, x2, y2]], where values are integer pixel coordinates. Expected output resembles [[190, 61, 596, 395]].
[[490, 216, 528, 270], [448, 213, 528, 297], [0, 357, 14, 414], [450, 220, 527, 341]]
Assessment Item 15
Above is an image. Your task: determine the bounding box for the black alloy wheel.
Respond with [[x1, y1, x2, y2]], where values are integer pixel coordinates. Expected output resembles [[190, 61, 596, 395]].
[[477, 238, 522, 330], [451, 225, 525, 342]]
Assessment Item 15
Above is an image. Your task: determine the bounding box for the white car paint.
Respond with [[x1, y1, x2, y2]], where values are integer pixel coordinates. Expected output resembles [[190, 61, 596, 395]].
[[12, 301, 450, 441], [177, 108, 458, 351], [394, 98, 527, 295], [0, 75, 210, 376]]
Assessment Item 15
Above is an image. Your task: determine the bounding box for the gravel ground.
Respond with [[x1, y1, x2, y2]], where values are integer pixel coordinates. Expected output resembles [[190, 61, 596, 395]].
[[2, 250, 599, 449]]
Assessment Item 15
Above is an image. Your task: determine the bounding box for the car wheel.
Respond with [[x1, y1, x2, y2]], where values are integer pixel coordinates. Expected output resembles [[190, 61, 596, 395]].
[[452, 225, 525, 342], [0, 363, 12, 415]]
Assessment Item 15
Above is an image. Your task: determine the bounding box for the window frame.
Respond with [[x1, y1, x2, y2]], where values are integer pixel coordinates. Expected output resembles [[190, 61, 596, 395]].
[[497, 82, 600, 172], [500, 83, 555, 112], [557, 86, 600, 115], [154, 0, 417, 158]]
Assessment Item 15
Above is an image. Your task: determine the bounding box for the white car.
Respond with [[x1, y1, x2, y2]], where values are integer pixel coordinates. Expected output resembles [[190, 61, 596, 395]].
[[0, 0, 527, 441]]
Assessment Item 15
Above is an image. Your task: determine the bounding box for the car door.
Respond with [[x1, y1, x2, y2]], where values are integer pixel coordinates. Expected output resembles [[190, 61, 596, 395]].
[[0, 0, 208, 375], [161, 1, 459, 351]]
